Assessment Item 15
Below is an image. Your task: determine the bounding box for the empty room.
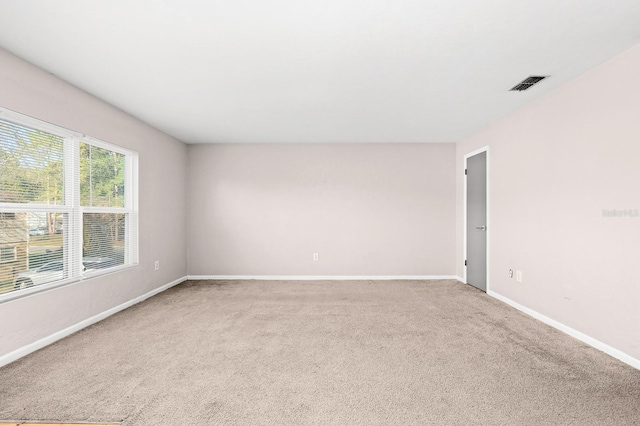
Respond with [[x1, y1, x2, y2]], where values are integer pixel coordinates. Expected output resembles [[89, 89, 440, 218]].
[[0, 1, 639, 425]]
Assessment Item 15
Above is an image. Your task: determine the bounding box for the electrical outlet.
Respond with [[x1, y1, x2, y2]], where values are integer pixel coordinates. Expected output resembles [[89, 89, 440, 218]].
[[154, 260, 160, 271], [313, 253, 319, 261], [516, 270, 522, 282], [509, 269, 514, 278]]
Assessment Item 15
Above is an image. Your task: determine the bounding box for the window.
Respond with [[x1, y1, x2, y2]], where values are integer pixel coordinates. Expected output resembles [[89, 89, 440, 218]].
[[0, 246, 16, 263], [0, 107, 138, 298], [38, 261, 64, 272]]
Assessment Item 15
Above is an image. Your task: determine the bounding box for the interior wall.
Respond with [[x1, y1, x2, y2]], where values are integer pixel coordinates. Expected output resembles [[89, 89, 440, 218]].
[[0, 48, 188, 359], [187, 143, 456, 276], [456, 43, 640, 360]]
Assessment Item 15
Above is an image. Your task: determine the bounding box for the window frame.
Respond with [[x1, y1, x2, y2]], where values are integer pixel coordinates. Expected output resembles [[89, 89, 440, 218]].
[[0, 107, 139, 302]]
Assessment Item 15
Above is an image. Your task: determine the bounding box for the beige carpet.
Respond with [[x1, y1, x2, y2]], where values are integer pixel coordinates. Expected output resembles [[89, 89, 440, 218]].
[[0, 279, 638, 425]]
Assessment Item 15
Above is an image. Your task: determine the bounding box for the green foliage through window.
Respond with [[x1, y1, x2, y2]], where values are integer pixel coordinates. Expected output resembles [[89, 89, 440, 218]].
[[80, 142, 125, 208], [0, 118, 64, 206]]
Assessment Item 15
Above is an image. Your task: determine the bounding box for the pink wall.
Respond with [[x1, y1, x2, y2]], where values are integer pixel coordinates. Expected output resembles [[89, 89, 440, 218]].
[[188, 143, 456, 276], [0, 48, 188, 359], [456, 44, 640, 360]]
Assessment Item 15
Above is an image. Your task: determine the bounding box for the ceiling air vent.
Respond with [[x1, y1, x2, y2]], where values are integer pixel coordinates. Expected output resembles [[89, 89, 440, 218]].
[[509, 75, 548, 91]]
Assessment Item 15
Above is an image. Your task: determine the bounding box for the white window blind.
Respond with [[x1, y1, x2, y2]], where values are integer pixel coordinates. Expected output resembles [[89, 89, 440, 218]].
[[0, 107, 138, 299], [0, 245, 17, 263]]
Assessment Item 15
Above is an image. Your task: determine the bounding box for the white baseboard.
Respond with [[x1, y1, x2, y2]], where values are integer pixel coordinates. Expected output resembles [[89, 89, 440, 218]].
[[488, 290, 640, 371], [454, 275, 466, 283], [187, 275, 459, 281], [0, 275, 188, 369]]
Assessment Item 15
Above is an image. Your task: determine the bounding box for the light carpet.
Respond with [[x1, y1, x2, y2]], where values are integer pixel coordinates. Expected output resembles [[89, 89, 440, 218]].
[[0, 279, 638, 425]]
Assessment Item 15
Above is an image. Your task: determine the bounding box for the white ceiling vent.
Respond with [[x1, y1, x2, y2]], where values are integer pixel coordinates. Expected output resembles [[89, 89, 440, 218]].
[[510, 76, 548, 91]]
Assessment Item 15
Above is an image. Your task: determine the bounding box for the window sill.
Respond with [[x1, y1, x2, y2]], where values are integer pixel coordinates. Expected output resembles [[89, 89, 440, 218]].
[[0, 263, 139, 304]]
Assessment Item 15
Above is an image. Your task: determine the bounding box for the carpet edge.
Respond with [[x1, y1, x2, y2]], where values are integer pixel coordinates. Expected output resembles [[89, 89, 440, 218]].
[[488, 289, 640, 370], [0, 275, 188, 368], [187, 275, 460, 281]]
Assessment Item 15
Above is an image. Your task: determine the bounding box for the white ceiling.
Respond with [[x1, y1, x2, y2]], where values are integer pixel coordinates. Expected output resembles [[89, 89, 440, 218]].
[[0, 1, 639, 144]]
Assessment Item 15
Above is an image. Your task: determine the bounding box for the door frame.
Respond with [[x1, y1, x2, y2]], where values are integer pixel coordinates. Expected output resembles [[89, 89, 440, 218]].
[[463, 146, 490, 292]]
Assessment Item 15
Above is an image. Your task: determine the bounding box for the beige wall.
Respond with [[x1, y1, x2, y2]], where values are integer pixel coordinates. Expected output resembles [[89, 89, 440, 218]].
[[0, 48, 188, 358], [187, 143, 456, 276], [456, 44, 640, 360]]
